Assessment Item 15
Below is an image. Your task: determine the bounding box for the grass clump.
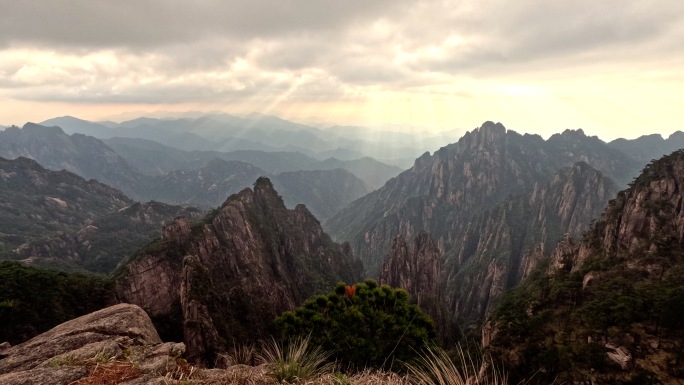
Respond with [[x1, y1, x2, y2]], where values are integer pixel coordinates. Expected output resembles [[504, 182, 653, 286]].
[[259, 335, 336, 383], [407, 346, 507, 385], [216, 342, 259, 367]]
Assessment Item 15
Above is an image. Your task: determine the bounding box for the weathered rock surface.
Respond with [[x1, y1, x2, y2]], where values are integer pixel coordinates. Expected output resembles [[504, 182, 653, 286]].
[[375, 157, 616, 333], [379, 232, 453, 341], [117, 177, 363, 365], [0, 303, 188, 385], [488, 150, 684, 385], [327, 123, 625, 332]]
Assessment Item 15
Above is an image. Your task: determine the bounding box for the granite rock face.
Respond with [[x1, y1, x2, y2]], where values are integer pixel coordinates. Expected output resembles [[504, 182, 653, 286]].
[[488, 150, 684, 385], [359, 123, 619, 333], [117, 177, 363, 365], [551, 150, 684, 271], [0, 304, 186, 385]]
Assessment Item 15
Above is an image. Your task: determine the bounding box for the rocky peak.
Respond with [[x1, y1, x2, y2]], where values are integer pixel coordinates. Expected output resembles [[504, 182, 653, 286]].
[[253, 176, 287, 211], [559, 150, 684, 270], [472, 121, 507, 142], [556, 128, 586, 138], [117, 177, 363, 365], [450, 121, 507, 158], [21, 122, 67, 136], [489, 150, 684, 385], [413, 151, 432, 169]]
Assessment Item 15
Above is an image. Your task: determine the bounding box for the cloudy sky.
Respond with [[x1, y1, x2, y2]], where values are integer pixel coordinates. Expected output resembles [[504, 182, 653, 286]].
[[1, 0, 683, 139]]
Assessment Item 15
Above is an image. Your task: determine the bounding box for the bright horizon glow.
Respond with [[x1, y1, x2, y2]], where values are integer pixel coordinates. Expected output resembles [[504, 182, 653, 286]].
[[1, 1, 683, 142]]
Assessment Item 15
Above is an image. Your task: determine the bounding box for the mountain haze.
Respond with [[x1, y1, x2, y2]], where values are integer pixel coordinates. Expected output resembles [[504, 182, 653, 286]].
[[0, 123, 382, 220], [0, 123, 147, 200]]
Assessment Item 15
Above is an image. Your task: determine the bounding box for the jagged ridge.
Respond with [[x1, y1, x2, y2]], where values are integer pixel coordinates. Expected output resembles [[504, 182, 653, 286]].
[[116, 177, 363, 365], [488, 150, 684, 384]]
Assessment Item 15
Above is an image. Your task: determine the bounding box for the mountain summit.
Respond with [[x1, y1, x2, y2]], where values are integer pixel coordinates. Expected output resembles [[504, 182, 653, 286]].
[[326, 121, 624, 335], [116, 177, 363, 365]]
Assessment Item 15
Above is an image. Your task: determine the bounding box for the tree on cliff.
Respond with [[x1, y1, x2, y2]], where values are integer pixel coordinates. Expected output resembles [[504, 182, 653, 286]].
[[275, 280, 436, 371]]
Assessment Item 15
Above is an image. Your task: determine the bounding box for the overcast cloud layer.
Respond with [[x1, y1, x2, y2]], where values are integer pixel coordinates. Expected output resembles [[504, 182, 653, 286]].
[[1, 0, 683, 139]]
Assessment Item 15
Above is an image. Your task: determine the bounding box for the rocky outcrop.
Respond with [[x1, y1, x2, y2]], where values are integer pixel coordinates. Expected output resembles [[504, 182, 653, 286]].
[[488, 150, 684, 385], [551, 150, 684, 271], [379, 232, 452, 341], [116, 177, 363, 365], [326, 122, 624, 331], [380, 232, 443, 300], [0, 304, 188, 385]]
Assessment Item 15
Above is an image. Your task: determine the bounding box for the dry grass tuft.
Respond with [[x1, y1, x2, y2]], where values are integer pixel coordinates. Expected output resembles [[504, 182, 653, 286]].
[[259, 335, 336, 383], [345, 370, 411, 385], [216, 342, 260, 368], [407, 346, 507, 385], [69, 360, 142, 385]]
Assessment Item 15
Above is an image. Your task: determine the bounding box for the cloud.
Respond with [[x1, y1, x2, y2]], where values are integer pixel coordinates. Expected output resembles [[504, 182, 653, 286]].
[[0, 1, 401, 50], [405, 0, 684, 75], [1, 0, 683, 111]]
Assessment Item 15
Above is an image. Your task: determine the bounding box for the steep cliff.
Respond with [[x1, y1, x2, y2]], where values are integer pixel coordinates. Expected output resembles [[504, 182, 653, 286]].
[[326, 122, 629, 277], [116, 177, 363, 365], [488, 150, 684, 385], [328, 122, 621, 331], [446, 162, 616, 327], [379, 232, 453, 342]]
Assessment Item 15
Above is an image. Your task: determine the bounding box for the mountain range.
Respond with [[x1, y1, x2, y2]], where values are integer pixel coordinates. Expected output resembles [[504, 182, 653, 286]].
[[325, 122, 664, 337], [0, 156, 202, 273], [40, 114, 452, 168], [0, 123, 393, 219], [1, 115, 684, 384]]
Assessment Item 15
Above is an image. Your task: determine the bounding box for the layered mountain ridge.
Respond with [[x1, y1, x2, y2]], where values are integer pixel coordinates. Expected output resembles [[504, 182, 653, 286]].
[[0, 156, 131, 254], [0, 156, 202, 272], [0, 123, 381, 220]]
